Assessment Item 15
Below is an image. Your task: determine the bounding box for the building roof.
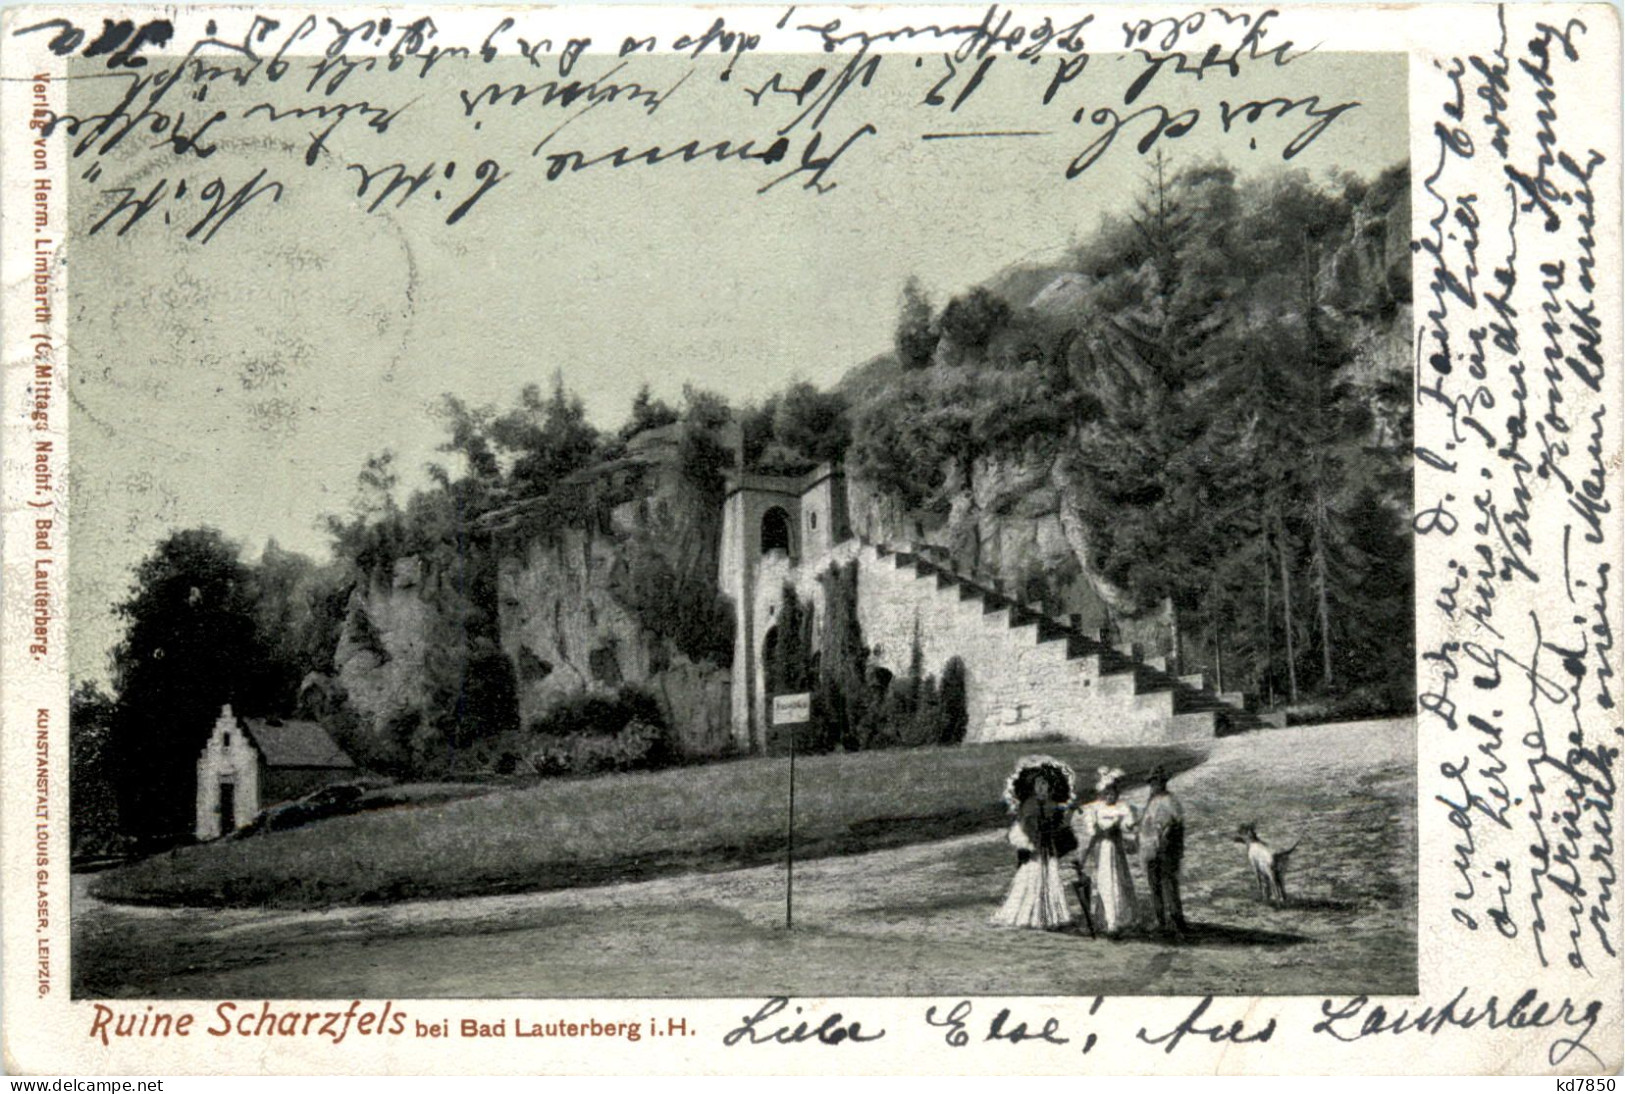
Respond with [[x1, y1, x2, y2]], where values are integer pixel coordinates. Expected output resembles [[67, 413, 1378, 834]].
[[241, 719, 356, 770]]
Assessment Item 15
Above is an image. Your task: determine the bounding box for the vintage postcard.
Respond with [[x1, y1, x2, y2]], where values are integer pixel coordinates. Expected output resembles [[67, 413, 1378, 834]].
[[0, 1, 1619, 1076]]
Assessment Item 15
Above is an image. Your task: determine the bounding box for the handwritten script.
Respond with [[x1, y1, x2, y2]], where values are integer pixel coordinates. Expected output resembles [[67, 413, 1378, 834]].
[[717, 993, 1608, 1067], [1413, 4, 1618, 986], [13, 6, 1360, 241]]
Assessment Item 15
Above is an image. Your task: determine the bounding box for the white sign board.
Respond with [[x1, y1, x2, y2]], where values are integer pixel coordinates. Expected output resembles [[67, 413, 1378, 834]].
[[771, 692, 812, 725]]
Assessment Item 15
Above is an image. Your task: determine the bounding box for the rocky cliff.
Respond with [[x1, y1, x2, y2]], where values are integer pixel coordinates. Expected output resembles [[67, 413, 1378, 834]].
[[321, 166, 1410, 759], [843, 168, 1413, 662], [328, 424, 735, 763], [497, 525, 732, 757], [331, 555, 437, 737]]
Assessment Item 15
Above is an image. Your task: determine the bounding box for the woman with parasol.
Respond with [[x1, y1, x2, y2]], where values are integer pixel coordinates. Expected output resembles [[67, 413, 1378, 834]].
[[988, 755, 1079, 930]]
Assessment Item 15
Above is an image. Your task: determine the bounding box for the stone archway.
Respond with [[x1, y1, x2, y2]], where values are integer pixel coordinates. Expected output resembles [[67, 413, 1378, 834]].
[[760, 506, 793, 556]]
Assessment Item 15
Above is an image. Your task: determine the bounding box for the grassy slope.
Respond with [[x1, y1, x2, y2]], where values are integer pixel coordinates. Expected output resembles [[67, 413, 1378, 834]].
[[75, 721, 1415, 998], [92, 742, 1199, 909]]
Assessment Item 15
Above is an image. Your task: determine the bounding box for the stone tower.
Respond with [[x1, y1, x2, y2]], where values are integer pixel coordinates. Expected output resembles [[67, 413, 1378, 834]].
[[718, 462, 850, 752]]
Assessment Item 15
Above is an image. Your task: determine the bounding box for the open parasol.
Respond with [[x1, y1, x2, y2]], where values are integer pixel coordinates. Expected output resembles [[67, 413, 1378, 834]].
[[1000, 754, 1078, 811]]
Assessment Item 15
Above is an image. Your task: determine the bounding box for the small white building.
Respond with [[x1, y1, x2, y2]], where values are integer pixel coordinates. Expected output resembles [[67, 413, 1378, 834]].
[[195, 705, 357, 840]]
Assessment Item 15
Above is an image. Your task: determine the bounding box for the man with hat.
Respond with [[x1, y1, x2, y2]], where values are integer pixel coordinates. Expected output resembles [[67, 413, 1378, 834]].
[[1140, 765, 1188, 939]]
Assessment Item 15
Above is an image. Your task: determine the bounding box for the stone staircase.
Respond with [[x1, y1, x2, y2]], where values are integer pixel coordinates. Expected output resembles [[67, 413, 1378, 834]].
[[856, 538, 1265, 745]]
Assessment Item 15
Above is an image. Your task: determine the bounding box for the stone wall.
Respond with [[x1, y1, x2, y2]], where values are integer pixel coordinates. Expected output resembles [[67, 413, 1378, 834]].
[[848, 543, 1213, 746], [740, 535, 1217, 747]]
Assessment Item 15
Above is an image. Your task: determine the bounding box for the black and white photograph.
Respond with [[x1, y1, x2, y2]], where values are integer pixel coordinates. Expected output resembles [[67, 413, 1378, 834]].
[[2, 1, 1617, 1077], [57, 36, 1417, 1001]]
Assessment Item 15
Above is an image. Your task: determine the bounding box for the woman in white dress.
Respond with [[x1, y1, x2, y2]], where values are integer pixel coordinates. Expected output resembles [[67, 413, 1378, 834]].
[[1075, 767, 1139, 936], [989, 757, 1078, 931]]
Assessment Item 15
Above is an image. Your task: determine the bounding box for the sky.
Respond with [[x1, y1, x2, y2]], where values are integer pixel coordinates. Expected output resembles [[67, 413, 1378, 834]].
[[66, 46, 1408, 682]]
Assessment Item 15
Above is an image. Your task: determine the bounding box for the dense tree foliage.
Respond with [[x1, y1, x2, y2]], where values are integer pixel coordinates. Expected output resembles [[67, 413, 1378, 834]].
[[69, 681, 119, 854], [894, 277, 937, 369], [758, 564, 968, 754], [737, 382, 853, 476], [254, 541, 350, 698], [619, 383, 680, 441], [612, 540, 736, 667], [939, 286, 1013, 353], [100, 374, 743, 826], [107, 529, 275, 838], [856, 159, 1414, 712], [99, 528, 361, 839], [97, 160, 1411, 834]]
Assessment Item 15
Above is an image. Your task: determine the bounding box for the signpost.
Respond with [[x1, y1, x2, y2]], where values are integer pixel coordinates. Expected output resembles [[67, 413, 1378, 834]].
[[771, 692, 811, 930]]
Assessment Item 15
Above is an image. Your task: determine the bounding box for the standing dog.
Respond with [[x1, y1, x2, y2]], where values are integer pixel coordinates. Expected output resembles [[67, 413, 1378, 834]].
[[1237, 824, 1297, 905]]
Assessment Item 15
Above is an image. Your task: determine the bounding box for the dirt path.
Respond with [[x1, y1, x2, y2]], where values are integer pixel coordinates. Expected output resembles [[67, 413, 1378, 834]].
[[75, 719, 1415, 998]]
